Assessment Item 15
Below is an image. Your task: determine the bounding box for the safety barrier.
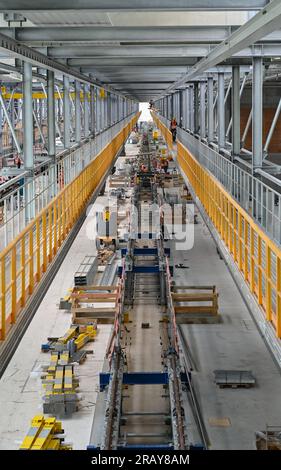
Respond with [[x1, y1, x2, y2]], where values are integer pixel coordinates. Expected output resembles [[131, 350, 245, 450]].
[[152, 112, 174, 150], [0, 113, 140, 341], [178, 142, 281, 339], [153, 115, 281, 340]]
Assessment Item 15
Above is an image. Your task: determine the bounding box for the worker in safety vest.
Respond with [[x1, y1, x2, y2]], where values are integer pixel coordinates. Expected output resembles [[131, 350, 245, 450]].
[[170, 118, 177, 143]]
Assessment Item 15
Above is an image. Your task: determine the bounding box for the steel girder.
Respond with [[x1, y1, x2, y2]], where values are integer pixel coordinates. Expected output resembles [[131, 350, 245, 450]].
[[0, 1, 269, 11]]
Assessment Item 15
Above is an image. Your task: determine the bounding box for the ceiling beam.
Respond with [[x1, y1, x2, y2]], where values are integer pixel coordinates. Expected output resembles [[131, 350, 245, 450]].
[[163, 0, 281, 95], [79, 67, 189, 73], [36, 45, 213, 58], [114, 84, 168, 90], [37, 44, 281, 60], [0, 32, 128, 97], [68, 58, 198, 67], [0, 1, 269, 11], [0, 26, 238, 44], [108, 81, 174, 85]]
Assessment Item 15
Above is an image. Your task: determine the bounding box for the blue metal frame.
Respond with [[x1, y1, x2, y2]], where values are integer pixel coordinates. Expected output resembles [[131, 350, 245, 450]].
[[133, 266, 160, 273], [121, 248, 170, 256], [99, 371, 189, 391]]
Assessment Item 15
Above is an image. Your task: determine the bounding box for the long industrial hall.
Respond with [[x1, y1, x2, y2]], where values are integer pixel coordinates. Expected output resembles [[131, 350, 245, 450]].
[[0, 1, 281, 462]]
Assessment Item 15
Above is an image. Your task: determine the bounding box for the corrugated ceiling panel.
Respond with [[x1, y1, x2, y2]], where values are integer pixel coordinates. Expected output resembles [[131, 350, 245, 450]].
[[24, 11, 111, 26]]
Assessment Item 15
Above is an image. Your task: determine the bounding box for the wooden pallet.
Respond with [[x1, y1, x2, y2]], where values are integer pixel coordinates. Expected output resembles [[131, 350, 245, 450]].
[[256, 429, 281, 450], [172, 285, 219, 323], [214, 370, 255, 389], [70, 285, 118, 324]]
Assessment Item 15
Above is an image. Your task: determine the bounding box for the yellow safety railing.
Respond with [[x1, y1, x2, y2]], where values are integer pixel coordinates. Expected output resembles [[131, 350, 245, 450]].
[[0, 113, 140, 341], [151, 112, 174, 150], [154, 115, 281, 339]]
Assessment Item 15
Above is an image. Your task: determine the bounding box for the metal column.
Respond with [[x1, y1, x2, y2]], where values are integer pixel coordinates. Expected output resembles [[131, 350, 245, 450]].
[[47, 70, 56, 158], [179, 90, 183, 128], [252, 56, 263, 171], [185, 87, 190, 130], [109, 93, 111, 125], [217, 72, 225, 151], [63, 75, 70, 148], [23, 61, 34, 221], [90, 86, 95, 135], [207, 77, 214, 143], [232, 66, 241, 159], [189, 85, 194, 133], [194, 82, 199, 134], [47, 70, 56, 199], [23, 62, 33, 171], [200, 81, 206, 139], [84, 83, 90, 137], [75, 80, 81, 143]]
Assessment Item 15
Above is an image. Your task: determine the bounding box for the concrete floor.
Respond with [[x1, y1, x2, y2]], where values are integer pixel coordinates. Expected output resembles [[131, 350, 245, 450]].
[[1, 139, 281, 450], [0, 142, 138, 450], [175, 208, 281, 449], [0, 195, 113, 449]]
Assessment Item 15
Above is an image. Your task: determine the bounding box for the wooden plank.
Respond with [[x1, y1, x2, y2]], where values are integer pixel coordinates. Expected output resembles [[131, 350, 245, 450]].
[[172, 293, 215, 301], [72, 285, 118, 291], [71, 292, 117, 299], [72, 297, 117, 303], [173, 285, 216, 291], [71, 307, 116, 315], [72, 317, 114, 325], [175, 306, 217, 314]]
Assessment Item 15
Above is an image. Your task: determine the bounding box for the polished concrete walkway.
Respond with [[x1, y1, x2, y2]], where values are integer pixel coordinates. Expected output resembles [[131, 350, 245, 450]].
[[176, 208, 281, 449]]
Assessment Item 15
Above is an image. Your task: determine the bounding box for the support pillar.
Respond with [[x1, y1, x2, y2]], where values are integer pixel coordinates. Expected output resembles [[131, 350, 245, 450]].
[[63, 75, 70, 149], [47, 70, 56, 158], [252, 56, 263, 171], [189, 86, 194, 133], [23, 61, 34, 221], [23, 62, 33, 171], [84, 83, 90, 138], [194, 82, 199, 134], [207, 77, 214, 143], [179, 90, 183, 128], [75, 80, 81, 143], [47, 70, 56, 199], [232, 66, 241, 159], [90, 86, 95, 135], [200, 81, 206, 139], [171, 93, 174, 119], [217, 72, 225, 151]]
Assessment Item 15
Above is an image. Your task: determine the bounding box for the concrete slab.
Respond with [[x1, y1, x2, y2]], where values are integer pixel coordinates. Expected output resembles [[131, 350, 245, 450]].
[[175, 209, 281, 449], [0, 142, 139, 450]]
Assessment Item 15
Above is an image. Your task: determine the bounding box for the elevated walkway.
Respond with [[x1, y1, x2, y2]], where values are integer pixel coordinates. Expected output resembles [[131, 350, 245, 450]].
[[152, 112, 281, 366], [0, 113, 139, 373]]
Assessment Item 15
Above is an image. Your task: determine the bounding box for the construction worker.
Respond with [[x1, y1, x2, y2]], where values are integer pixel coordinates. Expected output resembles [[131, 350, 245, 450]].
[[163, 159, 169, 174], [140, 163, 147, 172], [170, 117, 177, 143], [14, 156, 21, 169]]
